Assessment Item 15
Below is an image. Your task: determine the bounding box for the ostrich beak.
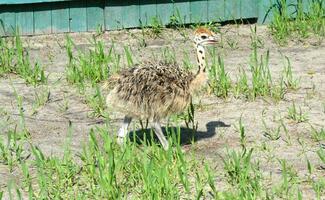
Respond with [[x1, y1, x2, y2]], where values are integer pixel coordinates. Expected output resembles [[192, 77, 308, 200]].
[[202, 37, 218, 46]]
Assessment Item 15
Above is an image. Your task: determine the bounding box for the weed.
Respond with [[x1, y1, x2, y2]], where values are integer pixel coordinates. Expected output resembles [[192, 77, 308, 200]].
[[65, 35, 116, 90], [274, 159, 299, 198], [312, 178, 325, 200], [226, 38, 239, 50], [262, 118, 281, 141], [123, 46, 134, 67], [149, 16, 164, 37], [5, 126, 217, 199], [232, 42, 286, 100], [310, 125, 325, 142], [208, 50, 231, 98], [169, 8, 185, 29], [250, 49, 273, 99], [250, 25, 264, 49], [317, 147, 325, 165], [182, 51, 194, 71], [234, 116, 246, 149], [0, 123, 30, 172], [85, 84, 106, 117], [183, 101, 198, 133], [233, 66, 249, 98], [0, 88, 31, 171], [269, 0, 292, 44], [269, 0, 325, 44], [222, 148, 262, 198], [31, 87, 51, 115], [0, 32, 47, 85], [287, 102, 308, 123], [206, 44, 296, 101], [162, 47, 177, 65], [138, 24, 147, 47], [57, 93, 69, 113], [282, 56, 300, 90], [281, 120, 292, 145]]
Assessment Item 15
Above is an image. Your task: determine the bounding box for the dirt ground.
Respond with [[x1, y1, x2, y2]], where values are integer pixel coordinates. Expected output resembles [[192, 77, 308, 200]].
[[0, 24, 325, 198]]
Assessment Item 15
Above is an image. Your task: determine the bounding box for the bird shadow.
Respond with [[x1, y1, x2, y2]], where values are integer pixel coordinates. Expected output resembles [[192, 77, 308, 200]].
[[127, 121, 230, 147]]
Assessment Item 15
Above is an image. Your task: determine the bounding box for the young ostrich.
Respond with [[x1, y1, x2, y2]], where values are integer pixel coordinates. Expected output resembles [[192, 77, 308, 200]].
[[106, 27, 217, 150]]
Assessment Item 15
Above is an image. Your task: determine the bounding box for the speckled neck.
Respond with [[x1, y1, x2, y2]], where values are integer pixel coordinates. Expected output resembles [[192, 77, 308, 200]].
[[196, 44, 206, 74]]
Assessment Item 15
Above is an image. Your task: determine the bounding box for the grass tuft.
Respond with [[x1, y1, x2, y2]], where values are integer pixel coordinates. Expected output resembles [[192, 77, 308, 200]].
[[0, 32, 47, 85], [270, 0, 325, 44]]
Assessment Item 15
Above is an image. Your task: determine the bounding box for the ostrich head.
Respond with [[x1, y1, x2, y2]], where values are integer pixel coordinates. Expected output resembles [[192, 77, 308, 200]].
[[193, 27, 218, 46], [192, 27, 218, 75]]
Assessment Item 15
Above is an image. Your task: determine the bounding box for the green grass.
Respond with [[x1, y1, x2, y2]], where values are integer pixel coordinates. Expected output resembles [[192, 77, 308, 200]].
[[65, 35, 111, 89], [222, 148, 262, 199], [287, 102, 309, 123], [4, 116, 315, 199], [282, 56, 300, 90], [310, 125, 325, 142], [269, 0, 325, 45], [207, 25, 300, 100], [31, 86, 50, 115], [149, 16, 164, 38], [0, 124, 217, 199], [85, 84, 106, 117], [262, 118, 281, 141], [0, 32, 47, 86], [208, 49, 231, 98], [208, 44, 298, 101], [272, 159, 300, 199], [65, 35, 136, 92]]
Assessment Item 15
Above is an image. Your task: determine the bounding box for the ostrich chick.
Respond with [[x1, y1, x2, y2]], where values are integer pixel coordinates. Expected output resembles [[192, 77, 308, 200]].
[[106, 27, 218, 150]]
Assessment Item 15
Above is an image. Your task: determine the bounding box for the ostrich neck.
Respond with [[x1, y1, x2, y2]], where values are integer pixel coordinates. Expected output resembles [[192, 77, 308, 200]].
[[189, 44, 208, 92], [196, 44, 206, 74]]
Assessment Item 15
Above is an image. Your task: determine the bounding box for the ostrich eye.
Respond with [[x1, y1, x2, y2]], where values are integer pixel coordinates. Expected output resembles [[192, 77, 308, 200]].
[[201, 35, 207, 39]]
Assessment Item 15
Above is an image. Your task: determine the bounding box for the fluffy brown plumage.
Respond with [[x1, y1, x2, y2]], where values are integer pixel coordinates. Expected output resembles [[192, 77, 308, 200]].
[[106, 61, 196, 121], [106, 27, 217, 150]]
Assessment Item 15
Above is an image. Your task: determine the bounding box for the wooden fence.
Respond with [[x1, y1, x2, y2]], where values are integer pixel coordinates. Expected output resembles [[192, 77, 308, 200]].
[[0, 0, 320, 35]]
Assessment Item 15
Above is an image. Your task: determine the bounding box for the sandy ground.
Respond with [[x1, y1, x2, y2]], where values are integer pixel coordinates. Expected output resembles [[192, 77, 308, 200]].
[[0, 25, 325, 198]]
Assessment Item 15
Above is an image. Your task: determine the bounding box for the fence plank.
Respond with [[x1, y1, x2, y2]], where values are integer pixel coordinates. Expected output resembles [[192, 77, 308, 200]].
[[257, 0, 274, 23], [0, 0, 75, 5], [123, 0, 140, 28], [16, 5, 33, 35], [105, 0, 123, 30], [240, 0, 258, 19], [208, 0, 224, 22], [286, 0, 297, 18], [51, 1, 69, 33], [225, 0, 240, 20], [0, 0, 313, 34], [156, 0, 173, 25], [0, 5, 16, 35], [302, 0, 310, 13], [34, 4, 52, 34], [87, 0, 104, 31], [190, 0, 208, 23], [139, 0, 157, 26], [69, 0, 87, 32], [173, 0, 190, 24]]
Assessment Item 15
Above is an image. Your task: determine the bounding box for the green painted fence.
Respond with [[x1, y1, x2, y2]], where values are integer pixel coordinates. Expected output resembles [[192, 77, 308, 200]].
[[0, 0, 321, 35]]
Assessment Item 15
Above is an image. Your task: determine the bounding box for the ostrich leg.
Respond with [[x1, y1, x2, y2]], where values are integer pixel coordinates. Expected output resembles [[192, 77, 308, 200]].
[[117, 116, 132, 144], [151, 121, 169, 150]]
